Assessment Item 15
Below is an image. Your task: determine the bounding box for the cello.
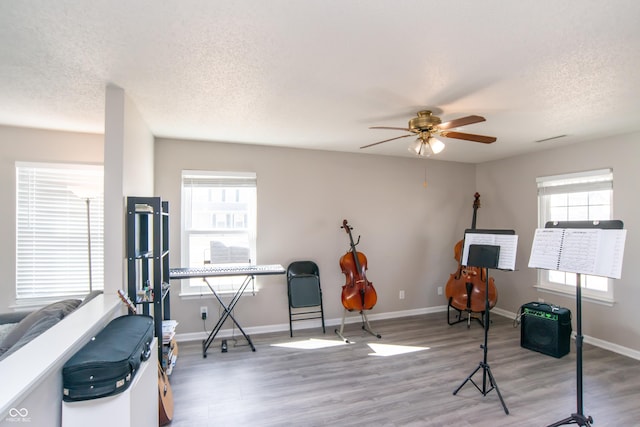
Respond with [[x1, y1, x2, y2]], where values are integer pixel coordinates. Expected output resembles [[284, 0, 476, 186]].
[[445, 193, 498, 326], [339, 219, 377, 311]]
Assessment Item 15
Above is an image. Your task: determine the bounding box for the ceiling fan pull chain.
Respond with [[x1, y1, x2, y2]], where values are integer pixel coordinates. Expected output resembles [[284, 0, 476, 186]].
[[423, 165, 428, 188]]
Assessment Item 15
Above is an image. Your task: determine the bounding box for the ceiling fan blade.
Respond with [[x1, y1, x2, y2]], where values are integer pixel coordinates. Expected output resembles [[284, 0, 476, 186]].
[[369, 126, 412, 131], [437, 115, 485, 130], [440, 131, 496, 144], [360, 133, 414, 149]]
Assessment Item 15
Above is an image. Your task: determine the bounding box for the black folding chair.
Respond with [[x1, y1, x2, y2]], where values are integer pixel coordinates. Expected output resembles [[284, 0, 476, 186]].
[[287, 261, 326, 337]]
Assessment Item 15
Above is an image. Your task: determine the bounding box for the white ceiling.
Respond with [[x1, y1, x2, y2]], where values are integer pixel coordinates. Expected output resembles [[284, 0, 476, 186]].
[[1, 1, 639, 163]]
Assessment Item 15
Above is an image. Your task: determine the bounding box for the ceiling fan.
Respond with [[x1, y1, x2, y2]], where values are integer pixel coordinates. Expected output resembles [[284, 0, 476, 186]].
[[362, 110, 496, 157]]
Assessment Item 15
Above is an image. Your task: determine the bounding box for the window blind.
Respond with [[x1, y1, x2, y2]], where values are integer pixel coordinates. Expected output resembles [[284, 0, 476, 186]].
[[16, 163, 104, 300], [182, 171, 257, 188], [537, 168, 612, 196]]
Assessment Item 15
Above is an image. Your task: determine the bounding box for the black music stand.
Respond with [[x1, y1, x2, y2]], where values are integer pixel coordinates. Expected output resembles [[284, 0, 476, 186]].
[[453, 243, 509, 415], [537, 220, 626, 427]]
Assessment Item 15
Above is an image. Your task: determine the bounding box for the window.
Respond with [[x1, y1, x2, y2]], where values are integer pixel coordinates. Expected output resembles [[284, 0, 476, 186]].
[[180, 171, 257, 295], [16, 162, 104, 302], [536, 168, 613, 302]]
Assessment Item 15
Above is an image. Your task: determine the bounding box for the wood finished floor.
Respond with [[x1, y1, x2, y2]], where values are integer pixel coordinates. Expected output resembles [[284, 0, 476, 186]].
[[168, 312, 640, 427]]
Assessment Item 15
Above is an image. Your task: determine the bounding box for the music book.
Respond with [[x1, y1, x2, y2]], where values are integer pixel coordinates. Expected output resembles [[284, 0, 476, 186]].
[[467, 244, 500, 269], [461, 231, 518, 271], [528, 228, 627, 279]]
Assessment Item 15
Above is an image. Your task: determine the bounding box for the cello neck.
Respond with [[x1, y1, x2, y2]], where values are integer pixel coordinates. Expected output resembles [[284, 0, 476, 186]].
[[342, 219, 362, 272], [471, 192, 481, 229]]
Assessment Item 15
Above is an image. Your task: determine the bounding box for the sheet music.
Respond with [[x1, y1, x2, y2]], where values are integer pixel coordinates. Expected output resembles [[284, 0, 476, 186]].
[[528, 228, 626, 279], [462, 233, 518, 270], [559, 229, 600, 275], [528, 228, 567, 271], [597, 230, 627, 279]]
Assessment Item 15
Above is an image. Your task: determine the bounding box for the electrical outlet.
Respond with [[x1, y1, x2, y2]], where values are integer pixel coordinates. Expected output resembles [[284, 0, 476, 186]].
[[437, 286, 443, 296], [399, 290, 405, 300], [200, 306, 208, 320]]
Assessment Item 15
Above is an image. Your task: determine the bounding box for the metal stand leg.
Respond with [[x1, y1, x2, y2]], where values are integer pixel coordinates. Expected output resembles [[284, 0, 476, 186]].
[[454, 360, 509, 415], [335, 309, 350, 343], [334, 309, 382, 342], [201, 276, 256, 357], [360, 310, 381, 338], [547, 414, 593, 427]]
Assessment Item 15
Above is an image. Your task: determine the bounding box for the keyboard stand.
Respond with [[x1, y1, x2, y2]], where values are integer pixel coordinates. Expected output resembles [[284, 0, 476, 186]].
[[201, 275, 255, 357], [168, 265, 286, 358]]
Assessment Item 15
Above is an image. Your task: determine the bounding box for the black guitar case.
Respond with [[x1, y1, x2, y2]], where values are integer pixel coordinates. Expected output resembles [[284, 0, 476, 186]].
[[62, 314, 154, 402]]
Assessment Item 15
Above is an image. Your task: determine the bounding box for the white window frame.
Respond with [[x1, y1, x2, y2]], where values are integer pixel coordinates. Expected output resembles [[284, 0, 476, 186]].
[[180, 170, 257, 296], [535, 168, 614, 304], [15, 162, 104, 304]]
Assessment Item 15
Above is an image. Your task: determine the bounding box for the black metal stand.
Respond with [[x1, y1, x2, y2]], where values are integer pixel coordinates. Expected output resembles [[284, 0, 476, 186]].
[[201, 276, 256, 357], [547, 274, 593, 427], [453, 267, 509, 415]]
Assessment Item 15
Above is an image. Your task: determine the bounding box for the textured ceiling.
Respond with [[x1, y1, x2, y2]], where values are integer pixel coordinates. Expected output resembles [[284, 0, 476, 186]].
[[1, 1, 639, 163]]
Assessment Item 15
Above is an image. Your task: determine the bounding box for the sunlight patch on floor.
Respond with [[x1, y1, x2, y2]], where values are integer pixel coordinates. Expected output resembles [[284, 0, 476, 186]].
[[271, 338, 351, 350], [271, 339, 429, 356], [367, 343, 429, 357]]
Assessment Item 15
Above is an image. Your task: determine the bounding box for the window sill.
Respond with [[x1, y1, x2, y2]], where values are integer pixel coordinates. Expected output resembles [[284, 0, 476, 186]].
[[534, 284, 615, 307], [10, 293, 98, 311]]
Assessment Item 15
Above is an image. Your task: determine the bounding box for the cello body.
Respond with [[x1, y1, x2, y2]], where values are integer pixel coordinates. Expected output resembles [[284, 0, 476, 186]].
[[445, 193, 498, 321], [340, 219, 377, 311]]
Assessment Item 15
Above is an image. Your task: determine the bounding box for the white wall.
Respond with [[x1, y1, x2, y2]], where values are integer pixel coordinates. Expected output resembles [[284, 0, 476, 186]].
[[476, 132, 640, 352], [154, 138, 476, 336], [103, 85, 154, 295], [0, 125, 103, 308], [2, 123, 637, 355]]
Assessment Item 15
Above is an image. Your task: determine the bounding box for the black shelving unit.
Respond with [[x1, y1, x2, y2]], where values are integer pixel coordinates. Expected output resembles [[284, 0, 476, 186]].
[[126, 196, 171, 363]]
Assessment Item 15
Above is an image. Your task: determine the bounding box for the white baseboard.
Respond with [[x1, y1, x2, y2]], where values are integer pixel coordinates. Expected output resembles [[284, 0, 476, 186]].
[[176, 305, 640, 361], [175, 306, 443, 343]]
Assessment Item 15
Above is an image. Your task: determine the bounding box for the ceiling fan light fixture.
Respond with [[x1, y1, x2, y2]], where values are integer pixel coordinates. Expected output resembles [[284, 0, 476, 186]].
[[409, 137, 432, 157], [408, 138, 422, 155], [428, 136, 445, 154]]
